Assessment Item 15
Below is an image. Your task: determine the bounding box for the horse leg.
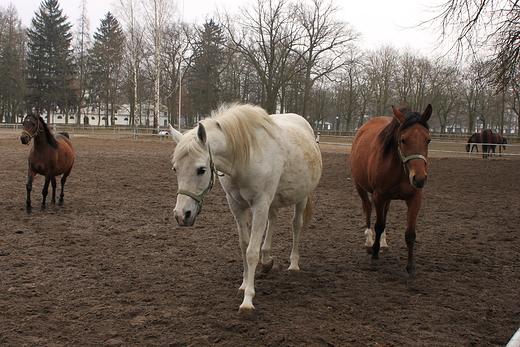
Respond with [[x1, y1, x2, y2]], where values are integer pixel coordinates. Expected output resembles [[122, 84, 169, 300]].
[[240, 201, 270, 311], [371, 196, 390, 260], [41, 176, 51, 211], [288, 198, 307, 272], [260, 208, 278, 273], [405, 192, 423, 279], [227, 197, 250, 292], [59, 170, 71, 204], [50, 176, 57, 205], [379, 201, 390, 249], [26, 171, 35, 213], [354, 182, 374, 251]]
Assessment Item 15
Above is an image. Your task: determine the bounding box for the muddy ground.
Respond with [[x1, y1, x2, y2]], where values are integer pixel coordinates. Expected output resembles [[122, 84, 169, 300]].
[[0, 134, 518, 346]]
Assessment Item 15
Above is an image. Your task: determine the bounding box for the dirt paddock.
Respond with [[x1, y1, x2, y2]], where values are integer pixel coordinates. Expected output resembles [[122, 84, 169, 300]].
[[0, 134, 518, 346]]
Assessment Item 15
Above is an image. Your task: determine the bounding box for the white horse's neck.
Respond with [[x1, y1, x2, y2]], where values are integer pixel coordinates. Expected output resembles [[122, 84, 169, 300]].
[[205, 129, 235, 176]]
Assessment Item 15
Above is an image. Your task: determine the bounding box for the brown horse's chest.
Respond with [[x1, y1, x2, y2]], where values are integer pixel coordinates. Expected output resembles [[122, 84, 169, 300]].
[[29, 148, 58, 175], [367, 164, 415, 200]]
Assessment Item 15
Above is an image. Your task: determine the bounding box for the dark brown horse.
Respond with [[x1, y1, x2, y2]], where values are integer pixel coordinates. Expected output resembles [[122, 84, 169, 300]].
[[350, 105, 432, 279], [490, 132, 507, 156], [466, 132, 480, 153], [20, 114, 75, 212], [481, 128, 493, 158]]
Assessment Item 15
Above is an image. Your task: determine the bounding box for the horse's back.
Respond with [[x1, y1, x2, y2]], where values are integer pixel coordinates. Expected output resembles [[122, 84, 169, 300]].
[[271, 113, 314, 136], [266, 113, 322, 207], [481, 129, 493, 143], [351, 117, 392, 164]]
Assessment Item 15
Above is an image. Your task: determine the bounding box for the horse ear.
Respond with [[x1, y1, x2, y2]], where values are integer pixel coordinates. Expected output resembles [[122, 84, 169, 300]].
[[169, 124, 183, 143], [422, 104, 432, 122], [197, 122, 207, 144], [392, 106, 406, 124]]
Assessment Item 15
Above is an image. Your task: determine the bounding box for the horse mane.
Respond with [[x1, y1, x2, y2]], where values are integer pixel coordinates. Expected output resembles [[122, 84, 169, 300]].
[[379, 105, 429, 158], [205, 103, 277, 164], [29, 114, 58, 148]]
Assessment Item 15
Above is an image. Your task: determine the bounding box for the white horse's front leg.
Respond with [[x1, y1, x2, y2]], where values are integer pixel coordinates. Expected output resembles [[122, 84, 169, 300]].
[[227, 197, 250, 291], [240, 202, 269, 310]]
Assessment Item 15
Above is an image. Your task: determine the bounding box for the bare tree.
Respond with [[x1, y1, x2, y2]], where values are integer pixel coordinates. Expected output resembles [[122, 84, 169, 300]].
[[116, 0, 145, 126], [364, 46, 398, 117], [432, 0, 520, 82], [293, 0, 359, 118], [225, 0, 302, 114], [141, 0, 175, 130], [0, 4, 26, 122], [73, 0, 91, 125]]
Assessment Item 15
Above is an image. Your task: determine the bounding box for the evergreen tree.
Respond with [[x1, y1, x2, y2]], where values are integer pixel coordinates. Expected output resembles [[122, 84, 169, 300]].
[[187, 19, 225, 117], [26, 0, 76, 122], [89, 12, 125, 126]]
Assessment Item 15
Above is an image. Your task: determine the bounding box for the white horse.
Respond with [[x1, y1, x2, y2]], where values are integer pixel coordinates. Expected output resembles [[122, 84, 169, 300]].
[[169, 104, 322, 311]]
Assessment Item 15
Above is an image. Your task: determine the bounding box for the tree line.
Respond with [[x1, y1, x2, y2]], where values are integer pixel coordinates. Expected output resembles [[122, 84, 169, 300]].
[[0, 0, 518, 134]]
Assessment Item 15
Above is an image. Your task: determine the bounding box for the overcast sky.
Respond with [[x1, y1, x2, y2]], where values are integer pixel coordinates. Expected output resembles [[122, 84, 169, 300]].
[[1, 0, 444, 54]]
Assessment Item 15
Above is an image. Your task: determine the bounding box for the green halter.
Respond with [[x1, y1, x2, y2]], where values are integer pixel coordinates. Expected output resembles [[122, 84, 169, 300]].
[[21, 115, 41, 139], [397, 138, 427, 175]]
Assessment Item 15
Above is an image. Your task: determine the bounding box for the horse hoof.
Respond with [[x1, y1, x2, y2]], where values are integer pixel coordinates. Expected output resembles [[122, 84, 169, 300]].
[[407, 273, 418, 282], [365, 247, 373, 255], [369, 257, 380, 265], [261, 259, 274, 273], [288, 269, 300, 276], [237, 307, 256, 318]]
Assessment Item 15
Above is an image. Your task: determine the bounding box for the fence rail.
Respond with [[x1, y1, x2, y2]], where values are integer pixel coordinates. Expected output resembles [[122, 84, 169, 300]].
[[2, 124, 519, 157]]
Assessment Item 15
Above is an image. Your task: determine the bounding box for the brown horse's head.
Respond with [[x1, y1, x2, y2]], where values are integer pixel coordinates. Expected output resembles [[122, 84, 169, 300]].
[[21, 114, 42, 145], [392, 105, 432, 189], [21, 114, 57, 147]]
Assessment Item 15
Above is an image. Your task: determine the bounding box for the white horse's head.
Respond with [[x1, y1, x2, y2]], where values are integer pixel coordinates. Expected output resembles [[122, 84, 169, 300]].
[[169, 123, 215, 227]]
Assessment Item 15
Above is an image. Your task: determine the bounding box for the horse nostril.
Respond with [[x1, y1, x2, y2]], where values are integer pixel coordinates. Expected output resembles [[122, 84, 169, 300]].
[[413, 175, 427, 189], [184, 210, 191, 221]]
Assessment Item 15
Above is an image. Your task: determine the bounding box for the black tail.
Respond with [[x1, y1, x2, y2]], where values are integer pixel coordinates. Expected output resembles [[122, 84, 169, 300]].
[[60, 131, 70, 139]]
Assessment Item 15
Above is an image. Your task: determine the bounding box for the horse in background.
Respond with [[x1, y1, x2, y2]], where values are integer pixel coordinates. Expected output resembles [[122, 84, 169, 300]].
[[350, 104, 432, 279], [490, 132, 507, 156], [481, 128, 493, 158], [20, 114, 75, 212], [466, 132, 480, 153], [169, 104, 322, 311]]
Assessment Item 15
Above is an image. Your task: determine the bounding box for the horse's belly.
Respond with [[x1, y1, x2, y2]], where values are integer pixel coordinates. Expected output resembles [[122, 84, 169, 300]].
[[271, 176, 318, 208]]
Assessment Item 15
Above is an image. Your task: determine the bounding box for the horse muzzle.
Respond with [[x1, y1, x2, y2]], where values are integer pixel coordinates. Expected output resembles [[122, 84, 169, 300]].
[[173, 205, 201, 227], [20, 136, 31, 145], [411, 174, 428, 189]]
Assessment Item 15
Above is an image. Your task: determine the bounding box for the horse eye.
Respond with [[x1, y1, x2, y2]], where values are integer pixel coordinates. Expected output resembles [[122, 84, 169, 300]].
[[172, 166, 177, 172], [197, 167, 206, 175], [401, 138, 407, 144], [427, 139, 431, 144]]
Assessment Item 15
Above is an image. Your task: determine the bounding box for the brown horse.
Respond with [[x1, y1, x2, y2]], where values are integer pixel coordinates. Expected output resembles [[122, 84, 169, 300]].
[[466, 132, 480, 153], [490, 132, 507, 156], [350, 105, 432, 279], [481, 128, 493, 158], [20, 114, 75, 212]]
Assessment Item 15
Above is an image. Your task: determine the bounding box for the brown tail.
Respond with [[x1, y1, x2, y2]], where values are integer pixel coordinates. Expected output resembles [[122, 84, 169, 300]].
[[302, 195, 313, 229]]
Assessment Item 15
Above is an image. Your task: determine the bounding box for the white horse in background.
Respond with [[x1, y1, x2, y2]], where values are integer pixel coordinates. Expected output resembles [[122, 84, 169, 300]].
[[169, 104, 322, 311]]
